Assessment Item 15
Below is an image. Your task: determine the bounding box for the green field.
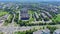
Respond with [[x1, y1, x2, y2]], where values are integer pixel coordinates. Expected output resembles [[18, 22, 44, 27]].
[[52, 14, 60, 22], [14, 31, 26, 34], [0, 32, 4, 34], [28, 10, 34, 22], [55, 14, 60, 22], [0, 10, 9, 17]]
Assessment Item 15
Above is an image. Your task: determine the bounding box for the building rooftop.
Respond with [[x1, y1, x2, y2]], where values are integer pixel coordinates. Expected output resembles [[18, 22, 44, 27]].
[[53, 29, 60, 34], [20, 8, 30, 20], [41, 13, 47, 18], [33, 29, 50, 34]]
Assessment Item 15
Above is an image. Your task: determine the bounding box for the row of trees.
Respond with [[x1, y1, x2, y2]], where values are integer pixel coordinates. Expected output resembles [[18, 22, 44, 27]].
[[14, 26, 58, 34], [17, 20, 59, 26], [47, 26, 58, 34], [14, 13, 19, 23], [14, 28, 37, 34]]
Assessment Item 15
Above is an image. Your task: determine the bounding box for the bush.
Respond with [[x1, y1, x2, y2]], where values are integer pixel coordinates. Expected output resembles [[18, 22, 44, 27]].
[[47, 26, 58, 34]]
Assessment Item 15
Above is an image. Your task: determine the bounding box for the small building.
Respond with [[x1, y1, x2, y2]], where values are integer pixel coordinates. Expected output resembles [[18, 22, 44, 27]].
[[33, 30, 43, 34], [43, 11, 52, 18], [41, 13, 47, 18], [34, 12, 39, 21], [51, 9, 58, 14], [42, 29, 50, 34], [0, 20, 3, 23], [53, 29, 60, 34], [34, 12, 39, 19], [33, 29, 50, 34]]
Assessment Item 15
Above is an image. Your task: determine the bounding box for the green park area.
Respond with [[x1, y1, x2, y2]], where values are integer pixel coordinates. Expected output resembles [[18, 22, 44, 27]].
[[14, 31, 26, 34], [52, 14, 60, 23], [52, 14, 60, 24], [28, 10, 34, 22], [0, 10, 9, 17], [55, 14, 60, 22], [0, 32, 4, 34]]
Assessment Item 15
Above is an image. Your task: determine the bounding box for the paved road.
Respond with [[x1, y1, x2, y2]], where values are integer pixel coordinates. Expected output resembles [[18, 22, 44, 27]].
[[12, 14, 15, 23], [9, 11, 16, 27]]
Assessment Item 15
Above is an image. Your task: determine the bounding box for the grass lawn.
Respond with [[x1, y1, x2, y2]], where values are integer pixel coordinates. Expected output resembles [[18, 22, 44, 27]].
[[14, 31, 26, 34], [52, 14, 60, 22], [28, 10, 34, 22], [0, 10, 9, 17], [0, 32, 4, 34], [55, 14, 60, 22]]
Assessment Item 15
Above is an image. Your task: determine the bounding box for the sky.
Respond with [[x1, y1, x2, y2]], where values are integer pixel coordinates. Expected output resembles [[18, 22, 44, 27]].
[[0, 0, 59, 1]]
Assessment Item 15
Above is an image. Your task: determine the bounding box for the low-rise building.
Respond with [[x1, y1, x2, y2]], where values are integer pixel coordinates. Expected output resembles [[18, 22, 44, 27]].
[[53, 29, 60, 34], [34, 12, 39, 21], [41, 13, 47, 18], [43, 11, 52, 18], [33, 29, 50, 34], [34, 12, 39, 19]]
